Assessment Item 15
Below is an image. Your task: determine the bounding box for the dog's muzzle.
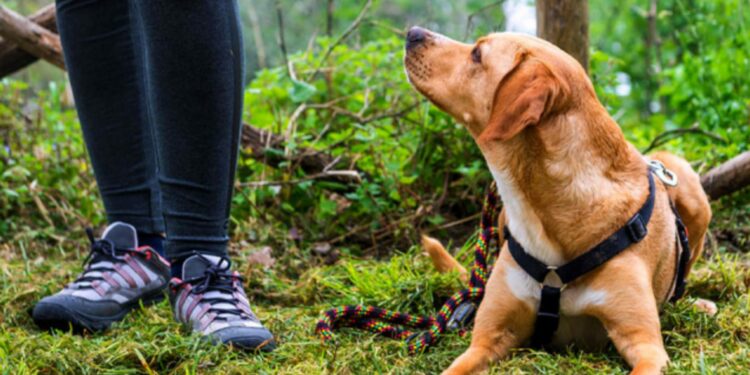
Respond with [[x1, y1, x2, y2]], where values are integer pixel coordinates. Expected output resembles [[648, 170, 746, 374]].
[[406, 26, 428, 50]]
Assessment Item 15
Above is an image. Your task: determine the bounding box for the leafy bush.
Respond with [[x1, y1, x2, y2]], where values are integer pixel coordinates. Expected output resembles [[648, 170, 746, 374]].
[[234, 36, 489, 252], [2, 0, 748, 253], [0, 80, 102, 241], [590, 0, 749, 166]]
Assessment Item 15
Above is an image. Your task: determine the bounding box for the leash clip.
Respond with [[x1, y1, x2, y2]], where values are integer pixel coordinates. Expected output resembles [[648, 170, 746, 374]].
[[446, 302, 477, 331], [647, 160, 678, 187]]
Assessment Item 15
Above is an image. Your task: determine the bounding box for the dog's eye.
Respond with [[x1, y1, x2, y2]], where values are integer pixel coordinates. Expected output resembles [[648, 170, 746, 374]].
[[471, 46, 482, 63]]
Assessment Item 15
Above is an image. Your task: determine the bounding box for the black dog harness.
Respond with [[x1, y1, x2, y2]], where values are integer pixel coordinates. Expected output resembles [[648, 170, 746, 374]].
[[505, 167, 691, 346]]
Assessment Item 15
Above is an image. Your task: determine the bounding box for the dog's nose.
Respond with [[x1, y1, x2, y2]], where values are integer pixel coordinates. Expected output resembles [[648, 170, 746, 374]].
[[406, 26, 428, 49]]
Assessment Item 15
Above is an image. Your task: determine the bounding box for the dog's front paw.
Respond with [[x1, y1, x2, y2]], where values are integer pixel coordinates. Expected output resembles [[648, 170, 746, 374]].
[[692, 298, 718, 316]]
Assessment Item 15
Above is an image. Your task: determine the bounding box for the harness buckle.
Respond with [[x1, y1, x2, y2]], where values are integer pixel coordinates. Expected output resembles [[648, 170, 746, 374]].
[[626, 214, 648, 242], [446, 302, 477, 331], [647, 160, 678, 187]]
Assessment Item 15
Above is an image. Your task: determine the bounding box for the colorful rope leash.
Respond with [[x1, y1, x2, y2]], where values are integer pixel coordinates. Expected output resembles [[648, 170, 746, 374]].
[[315, 184, 502, 354]]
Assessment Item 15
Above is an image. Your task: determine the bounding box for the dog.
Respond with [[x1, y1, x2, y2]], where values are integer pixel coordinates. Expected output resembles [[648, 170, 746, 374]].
[[405, 27, 712, 375]]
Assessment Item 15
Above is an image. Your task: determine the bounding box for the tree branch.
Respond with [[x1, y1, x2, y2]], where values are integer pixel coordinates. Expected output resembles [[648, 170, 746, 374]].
[[239, 170, 360, 188], [307, 0, 372, 81], [240, 123, 363, 188], [464, 1, 504, 41], [0, 5, 63, 76], [643, 123, 728, 154]]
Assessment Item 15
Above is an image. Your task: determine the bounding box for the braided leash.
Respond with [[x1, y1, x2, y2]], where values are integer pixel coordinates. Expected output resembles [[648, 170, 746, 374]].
[[315, 184, 502, 354]]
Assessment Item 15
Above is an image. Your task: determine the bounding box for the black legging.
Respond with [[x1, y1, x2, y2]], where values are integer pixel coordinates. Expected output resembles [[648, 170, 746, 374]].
[[56, 0, 244, 261]]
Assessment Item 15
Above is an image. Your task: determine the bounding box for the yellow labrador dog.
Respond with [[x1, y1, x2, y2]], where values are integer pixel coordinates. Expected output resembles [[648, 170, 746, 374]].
[[405, 27, 711, 375]]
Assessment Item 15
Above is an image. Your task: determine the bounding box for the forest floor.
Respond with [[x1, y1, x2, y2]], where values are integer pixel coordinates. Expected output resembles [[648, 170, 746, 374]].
[[1, 204, 749, 374]]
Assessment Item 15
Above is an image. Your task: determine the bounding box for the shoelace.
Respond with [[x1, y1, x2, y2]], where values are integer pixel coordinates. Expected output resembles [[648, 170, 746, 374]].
[[70, 228, 139, 289], [175, 255, 249, 321]]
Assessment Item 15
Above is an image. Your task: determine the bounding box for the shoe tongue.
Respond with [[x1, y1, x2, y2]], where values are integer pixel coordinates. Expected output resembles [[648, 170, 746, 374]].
[[101, 222, 138, 249], [182, 254, 228, 280]]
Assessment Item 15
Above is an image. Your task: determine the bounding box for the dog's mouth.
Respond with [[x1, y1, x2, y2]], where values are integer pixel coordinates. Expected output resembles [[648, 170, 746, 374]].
[[404, 54, 437, 108], [404, 51, 431, 84]]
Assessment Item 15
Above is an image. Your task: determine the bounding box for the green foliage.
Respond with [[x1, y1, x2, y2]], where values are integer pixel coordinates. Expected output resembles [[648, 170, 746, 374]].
[[590, 0, 749, 165], [234, 36, 488, 249], [0, 80, 103, 240]]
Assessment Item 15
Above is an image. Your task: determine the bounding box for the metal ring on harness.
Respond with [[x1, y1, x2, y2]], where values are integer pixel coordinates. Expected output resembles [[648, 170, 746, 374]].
[[647, 159, 678, 187], [542, 266, 567, 291]]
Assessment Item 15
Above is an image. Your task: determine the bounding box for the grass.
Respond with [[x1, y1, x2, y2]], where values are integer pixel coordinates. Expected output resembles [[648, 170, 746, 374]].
[[1, 208, 749, 375]]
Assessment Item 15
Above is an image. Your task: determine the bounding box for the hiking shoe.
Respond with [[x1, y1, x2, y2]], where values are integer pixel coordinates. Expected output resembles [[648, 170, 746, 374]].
[[169, 254, 276, 351], [33, 222, 170, 332]]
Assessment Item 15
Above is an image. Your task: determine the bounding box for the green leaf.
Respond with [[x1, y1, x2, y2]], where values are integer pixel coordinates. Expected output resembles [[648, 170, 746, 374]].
[[289, 79, 317, 103]]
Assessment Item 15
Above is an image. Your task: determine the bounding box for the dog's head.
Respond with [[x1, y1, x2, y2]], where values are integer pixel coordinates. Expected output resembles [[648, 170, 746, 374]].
[[404, 27, 593, 146]]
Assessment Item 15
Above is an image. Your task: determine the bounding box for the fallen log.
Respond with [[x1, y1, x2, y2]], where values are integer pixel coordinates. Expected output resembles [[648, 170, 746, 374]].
[[0, 4, 57, 77], [241, 123, 362, 187], [701, 151, 750, 200], [0, 5, 64, 72]]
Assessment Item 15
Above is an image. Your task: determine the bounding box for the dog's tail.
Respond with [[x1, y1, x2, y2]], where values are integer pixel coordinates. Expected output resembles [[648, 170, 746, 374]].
[[421, 234, 468, 282]]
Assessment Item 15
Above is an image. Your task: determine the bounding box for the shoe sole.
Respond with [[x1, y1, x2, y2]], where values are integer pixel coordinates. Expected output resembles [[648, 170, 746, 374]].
[[215, 334, 277, 352], [208, 326, 277, 352], [33, 288, 166, 333], [227, 337, 277, 352]]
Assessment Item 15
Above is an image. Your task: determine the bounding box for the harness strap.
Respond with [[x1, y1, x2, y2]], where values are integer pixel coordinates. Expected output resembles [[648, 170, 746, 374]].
[[506, 171, 657, 346], [316, 165, 692, 352], [670, 204, 691, 301], [556, 172, 656, 284], [532, 285, 562, 346]]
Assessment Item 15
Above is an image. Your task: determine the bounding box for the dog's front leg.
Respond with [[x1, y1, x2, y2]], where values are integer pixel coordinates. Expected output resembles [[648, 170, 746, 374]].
[[587, 258, 669, 375], [443, 255, 535, 375]]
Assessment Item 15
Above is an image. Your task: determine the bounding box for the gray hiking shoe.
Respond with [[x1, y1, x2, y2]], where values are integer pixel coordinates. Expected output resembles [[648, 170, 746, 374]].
[[169, 254, 276, 351], [33, 222, 170, 333]]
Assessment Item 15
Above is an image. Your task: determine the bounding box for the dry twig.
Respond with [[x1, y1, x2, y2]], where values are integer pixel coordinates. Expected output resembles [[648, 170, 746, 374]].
[[238, 170, 361, 188], [464, 1, 504, 41], [307, 0, 372, 81], [643, 123, 727, 153]]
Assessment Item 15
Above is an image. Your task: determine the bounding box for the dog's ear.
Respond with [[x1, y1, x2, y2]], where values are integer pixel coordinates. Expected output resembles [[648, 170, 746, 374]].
[[479, 59, 567, 143]]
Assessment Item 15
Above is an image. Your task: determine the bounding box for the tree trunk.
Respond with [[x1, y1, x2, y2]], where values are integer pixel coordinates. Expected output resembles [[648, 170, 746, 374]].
[[245, 0, 267, 69], [701, 151, 750, 200], [536, 0, 589, 71], [326, 0, 334, 37], [0, 5, 64, 74]]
